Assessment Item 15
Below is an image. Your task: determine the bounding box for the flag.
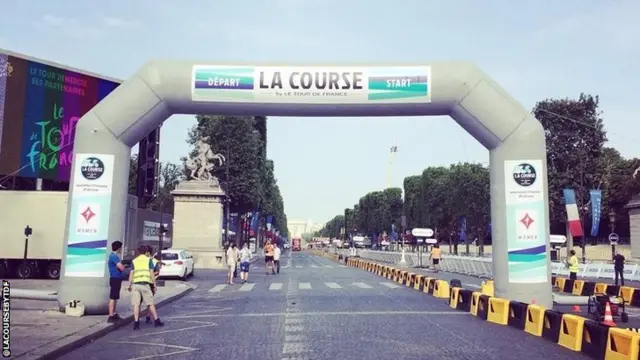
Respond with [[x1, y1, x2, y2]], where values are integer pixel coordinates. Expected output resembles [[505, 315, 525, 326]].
[[390, 146, 398, 153], [589, 190, 602, 237], [391, 223, 398, 241], [250, 211, 260, 235], [563, 189, 584, 237], [459, 216, 467, 244], [229, 213, 238, 233]]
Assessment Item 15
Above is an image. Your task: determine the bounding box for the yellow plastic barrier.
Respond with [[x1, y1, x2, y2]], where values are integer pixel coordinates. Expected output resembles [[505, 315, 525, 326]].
[[481, 280, 494, 297], [595, 283, 608, 294], [487, 297, 510, 325], [471, 291, 481, 316], [423, 277, 434, 293], [556, 277, 566, 291], [620, 286, 635, 304], [398, 271, 408, 284], [414, 275, 423, 290], [605, 328, 640, 359], [407, 273, 416, 287], [450, 287, 461, 309], [558, 314, 586, 351], [433, 280, 450, 299], [572, 280, 585, 296], [524, 304, 546, 337], [389, 268, 396, 280]]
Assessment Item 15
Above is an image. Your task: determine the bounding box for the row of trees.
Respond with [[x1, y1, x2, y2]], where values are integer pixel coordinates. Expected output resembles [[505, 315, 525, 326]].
[[185, 115, 288, 238], [317, 93, 640, 243], [127, 115, 288, 242]]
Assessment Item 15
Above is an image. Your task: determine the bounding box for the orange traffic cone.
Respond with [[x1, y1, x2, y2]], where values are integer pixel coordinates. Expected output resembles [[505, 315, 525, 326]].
[[572, 305, 581, 313], [603, 302, 616, 326]]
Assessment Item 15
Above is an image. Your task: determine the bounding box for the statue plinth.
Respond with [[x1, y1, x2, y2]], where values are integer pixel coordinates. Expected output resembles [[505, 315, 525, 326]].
[[171, 179, 226, 269]]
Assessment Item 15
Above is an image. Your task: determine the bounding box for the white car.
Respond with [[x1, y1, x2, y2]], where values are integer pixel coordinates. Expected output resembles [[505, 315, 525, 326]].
[[156, 249, 194, 280]]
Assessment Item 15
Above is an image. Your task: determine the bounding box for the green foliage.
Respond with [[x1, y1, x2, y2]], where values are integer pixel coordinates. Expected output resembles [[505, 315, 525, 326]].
[[533, 93, 607, 232], [183, 114, 288, 238], [187, 115, 263, 214], [318, 93, 640, 240]]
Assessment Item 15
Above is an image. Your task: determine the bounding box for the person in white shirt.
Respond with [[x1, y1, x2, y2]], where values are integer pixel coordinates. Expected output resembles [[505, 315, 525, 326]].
[[226, 243, 239, 284], [273, 245, 282, 274], [239, 243, 252, 283]]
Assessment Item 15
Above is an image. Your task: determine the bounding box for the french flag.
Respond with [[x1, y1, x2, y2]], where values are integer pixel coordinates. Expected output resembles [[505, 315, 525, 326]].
[[563, 189, 584, 237]]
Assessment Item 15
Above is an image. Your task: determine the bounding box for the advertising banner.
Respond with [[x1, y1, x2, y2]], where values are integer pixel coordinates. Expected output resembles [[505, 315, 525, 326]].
[[142, 221, 171, 242], [590, 189, 602, 237], [0, 53, 119, 180], [504, 160, 548, 283], [192, 66, 431, 104], [63, 153, 114, 277]]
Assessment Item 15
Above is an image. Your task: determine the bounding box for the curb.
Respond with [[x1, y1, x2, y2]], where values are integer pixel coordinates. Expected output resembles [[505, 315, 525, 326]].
[[30, 283, 196, 360]]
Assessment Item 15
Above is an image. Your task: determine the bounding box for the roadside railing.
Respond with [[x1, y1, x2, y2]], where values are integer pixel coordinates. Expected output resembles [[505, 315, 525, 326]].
[[329, 247, 640, 282]]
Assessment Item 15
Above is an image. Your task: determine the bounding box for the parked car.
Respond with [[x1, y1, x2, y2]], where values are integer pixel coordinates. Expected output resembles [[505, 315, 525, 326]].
[[155, 249, 194, 280]]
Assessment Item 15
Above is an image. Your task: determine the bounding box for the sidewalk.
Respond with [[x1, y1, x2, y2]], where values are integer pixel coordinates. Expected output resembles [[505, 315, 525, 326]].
[[8, 279, 195, 360]]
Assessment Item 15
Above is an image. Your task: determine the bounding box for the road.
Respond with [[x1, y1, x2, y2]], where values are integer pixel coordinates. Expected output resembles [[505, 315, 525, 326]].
[[65, 252, 587, 360]]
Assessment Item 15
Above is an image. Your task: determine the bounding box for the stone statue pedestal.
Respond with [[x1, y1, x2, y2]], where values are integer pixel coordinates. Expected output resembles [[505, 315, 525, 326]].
[[171, 179, 226, 269]]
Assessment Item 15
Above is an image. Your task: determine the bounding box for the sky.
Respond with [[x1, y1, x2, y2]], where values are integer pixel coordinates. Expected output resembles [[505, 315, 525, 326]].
[[1, 0, 639, 226]]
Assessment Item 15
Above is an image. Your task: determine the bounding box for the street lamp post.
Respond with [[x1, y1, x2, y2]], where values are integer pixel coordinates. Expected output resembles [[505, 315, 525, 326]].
[[609, 210, 617, 259]]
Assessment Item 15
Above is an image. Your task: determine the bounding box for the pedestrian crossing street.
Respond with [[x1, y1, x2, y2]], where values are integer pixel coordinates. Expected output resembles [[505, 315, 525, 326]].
[[207, 281, 402, 293], [281, 264, 347, 269]]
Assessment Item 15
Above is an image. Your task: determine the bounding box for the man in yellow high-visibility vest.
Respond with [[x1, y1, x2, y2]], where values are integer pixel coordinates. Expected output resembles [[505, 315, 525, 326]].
[[128, 245, 164, 330], [567, 249, 579, 280]]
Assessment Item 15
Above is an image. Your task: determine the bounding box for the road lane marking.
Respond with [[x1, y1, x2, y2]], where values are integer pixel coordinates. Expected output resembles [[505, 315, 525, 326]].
[[284, 325, 305, 333], [109, 341, 198, 359], [338, 265, 347, 268], [325, 282, 342, 289], [295, 265, 303, 268], [269, 283, 283, 290], [310, 264, 318, 268], [380, 282, 400, 289], [285, 317, 302, 324], [283, 343, 307, 354], [323, 265, 333, 268], [208, 284, 227, 293], [298, 282, 312, 290], [168, 310, 467, 320], [353, 282, 372, 289], [285, 334, 306, 342], [238, 283, 255, 292]]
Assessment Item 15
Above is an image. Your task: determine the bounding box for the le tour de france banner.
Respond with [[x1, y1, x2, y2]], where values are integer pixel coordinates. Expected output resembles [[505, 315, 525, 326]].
[[191, 65, 432, 104], [504, 160, 548, 283], [0, 54, 119, 181], [64, 153, 115, 277]]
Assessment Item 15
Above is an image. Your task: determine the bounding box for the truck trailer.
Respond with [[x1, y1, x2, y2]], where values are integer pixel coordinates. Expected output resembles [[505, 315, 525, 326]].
[[0, 191, 172, 279]]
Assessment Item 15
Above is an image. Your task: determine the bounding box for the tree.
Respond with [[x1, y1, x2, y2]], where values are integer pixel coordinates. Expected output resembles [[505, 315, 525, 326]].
[[533, 93, 607, 233], [403, 175, 422, 228], [187, 115, 263, 214]]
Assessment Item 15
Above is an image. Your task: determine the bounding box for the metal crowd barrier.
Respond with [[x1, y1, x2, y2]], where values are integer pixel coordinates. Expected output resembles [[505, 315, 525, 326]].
[[332, 248, 640, 281]]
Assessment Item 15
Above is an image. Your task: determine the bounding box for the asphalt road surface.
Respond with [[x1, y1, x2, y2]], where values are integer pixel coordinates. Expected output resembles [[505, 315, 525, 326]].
[[66, 252, 588, 360]]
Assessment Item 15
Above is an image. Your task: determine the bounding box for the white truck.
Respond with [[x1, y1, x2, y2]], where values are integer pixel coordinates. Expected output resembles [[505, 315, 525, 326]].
[[0, 191, 172, 279]]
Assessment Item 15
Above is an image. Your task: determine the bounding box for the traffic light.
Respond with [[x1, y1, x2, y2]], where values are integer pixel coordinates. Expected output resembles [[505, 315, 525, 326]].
[[137, 126, 161, 208]]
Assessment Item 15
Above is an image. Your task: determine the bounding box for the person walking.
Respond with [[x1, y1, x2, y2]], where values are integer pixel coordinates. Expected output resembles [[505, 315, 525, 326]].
[[239, 243, 252, 283], [614, 251, 626, 286], [273, 244, 282, 274], [226, 243, 239, 284], [128, 245, 164, 330], [567, 249, 579, 280], [107, 241, 127, 323], [264, 240, 275, 275], [430, 244, 441, 273]]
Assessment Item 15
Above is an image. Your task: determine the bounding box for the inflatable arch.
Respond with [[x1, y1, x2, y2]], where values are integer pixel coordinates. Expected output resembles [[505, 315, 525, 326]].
[[58, 62, 552, 313]]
